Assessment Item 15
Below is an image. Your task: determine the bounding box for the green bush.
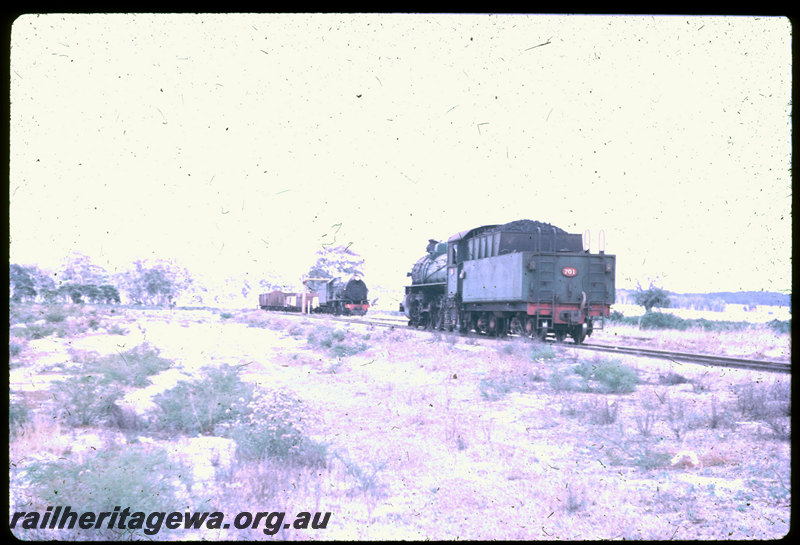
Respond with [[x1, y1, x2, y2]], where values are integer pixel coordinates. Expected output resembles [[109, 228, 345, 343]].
[[53, 375, 123, 427], [9, 304, 41, 325], [689, 318, 749, 332], [307, 325, 368, 357], [530, 343, 558, 361], [44, 306, 69, 323], [632, 447, 673, 470], [106, 323, 128, 335], [22, 322, 58, 340], [767, 319, 791, 334], [480, 371, 546, 400], [608, 310, 626, 323], [334, 452, 388, 498], [549, 368, 590, 393], [9, 341, 24, 359], [226, 392, 328, 468], [479, 377, 516, 401], [638, 312, 689, 331], [91, 344, 173, 387], [574, 360, 638, 394], [150, 364, 254, 435], [24, 445, 189, 539], [9, 396, 31, 437]]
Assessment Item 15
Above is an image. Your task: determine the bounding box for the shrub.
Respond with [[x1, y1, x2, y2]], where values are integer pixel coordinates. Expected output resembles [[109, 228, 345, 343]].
[[574, 360, 638, 394], [689, 317, 751, 332], [23, 445, 190, 539], [549, 368, 590, 393], [561, 398, 619, 425], [226, 391, 328, 468], [480, 371, 546, 401], [632, 447, 673, 470], [634, 408, 656, 437], [734, 381, 791, 420], [638, 312, 688, 331], [333, 452, 388, 498], [608, 310, 626, 323], [9, 341, 24, 359], [586, 398, 619, 425], [598, 432, 671, 471], [706, 396, 735, 430], [307, 325, 345, 347], [53, 375, 123, 427], [665, 398, 689, 440], [106, 323, 128, 335], [767, 319, 791, 334], [564, 481, 588, 513], [91, 343, 173, 387], [150, 364, 254, 435], [9, 396, 31, 437], [9, 304, 39, 324], [44, 306, 69, 323], [479, 377, 515, 401], [529, 343, 558, 361], [23, 322, 58, 340], [307, 325, 368, 357], [733, 380, 791, 440], [658, 372, 689, 385]]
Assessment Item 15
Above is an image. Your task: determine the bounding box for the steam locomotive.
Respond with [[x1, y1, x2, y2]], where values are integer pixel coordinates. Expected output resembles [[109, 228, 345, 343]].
[[259, 277, 370, 316], [400, 220, 615, 344]]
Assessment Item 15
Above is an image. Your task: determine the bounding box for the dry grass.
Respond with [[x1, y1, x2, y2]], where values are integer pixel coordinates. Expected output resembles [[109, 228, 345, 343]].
[[592, 321, 790, 361], [8, 307, 792, 540]]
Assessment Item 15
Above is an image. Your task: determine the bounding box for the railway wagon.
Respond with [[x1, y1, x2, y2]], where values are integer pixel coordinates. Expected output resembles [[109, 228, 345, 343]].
[[400, 220, 615, 344], [259, 290, 308, 311]]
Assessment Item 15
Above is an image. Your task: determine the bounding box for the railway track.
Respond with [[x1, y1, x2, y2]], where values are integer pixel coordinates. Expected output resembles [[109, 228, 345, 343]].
[[575, 342, 790, 374], [263, 310, 791, 374]]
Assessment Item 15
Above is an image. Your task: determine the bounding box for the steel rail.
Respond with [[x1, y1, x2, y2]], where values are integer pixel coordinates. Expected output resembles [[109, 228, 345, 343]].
[[259, 310, 791, 374], [574, 342, 790, 374]]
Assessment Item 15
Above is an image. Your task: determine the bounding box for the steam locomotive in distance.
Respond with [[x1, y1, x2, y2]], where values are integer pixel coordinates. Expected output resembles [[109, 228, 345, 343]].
[[259, 277, 370, 316], [400, 220, 615, 344]]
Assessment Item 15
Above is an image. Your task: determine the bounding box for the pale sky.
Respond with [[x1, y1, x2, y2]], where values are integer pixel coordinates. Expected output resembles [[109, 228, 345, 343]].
[[9, 14, 792, 294]]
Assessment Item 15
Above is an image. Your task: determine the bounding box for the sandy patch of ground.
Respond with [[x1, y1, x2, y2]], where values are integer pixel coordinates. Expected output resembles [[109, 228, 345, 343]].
[[9, 308, 791, 540]]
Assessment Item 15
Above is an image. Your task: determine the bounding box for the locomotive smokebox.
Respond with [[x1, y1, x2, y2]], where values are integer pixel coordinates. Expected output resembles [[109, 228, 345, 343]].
[[344, 278, 368, 302]]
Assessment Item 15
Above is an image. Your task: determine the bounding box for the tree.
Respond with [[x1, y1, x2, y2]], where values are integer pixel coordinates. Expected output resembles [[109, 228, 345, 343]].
[[633, 281, 671, 313], [117, 259, 193, 306], [307, 244, 365, 279], [28, 266, 59, 303], [9, 264, 37, 302], [59, 252, 109, 285]]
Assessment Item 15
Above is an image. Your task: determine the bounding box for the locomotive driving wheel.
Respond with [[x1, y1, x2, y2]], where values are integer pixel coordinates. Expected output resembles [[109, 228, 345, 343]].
[[570, 325, 586, 345]]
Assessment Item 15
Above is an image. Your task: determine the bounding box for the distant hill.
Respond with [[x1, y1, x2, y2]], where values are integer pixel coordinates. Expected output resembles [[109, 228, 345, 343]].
[[617, 289, 791, 309]]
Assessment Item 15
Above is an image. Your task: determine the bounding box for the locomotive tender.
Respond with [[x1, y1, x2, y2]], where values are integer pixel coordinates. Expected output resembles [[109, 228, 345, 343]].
[[259, 277, 369, 316], [400, 220, 615, 344]]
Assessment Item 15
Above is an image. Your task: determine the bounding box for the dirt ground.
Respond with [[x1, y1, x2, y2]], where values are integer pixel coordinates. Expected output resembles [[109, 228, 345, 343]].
[[9, 307, 791, 540]]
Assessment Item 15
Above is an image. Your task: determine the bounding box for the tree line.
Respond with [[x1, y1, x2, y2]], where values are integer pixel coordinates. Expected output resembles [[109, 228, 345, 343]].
[[9, 245, 367, 308], [9, 254, 191, 306]]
